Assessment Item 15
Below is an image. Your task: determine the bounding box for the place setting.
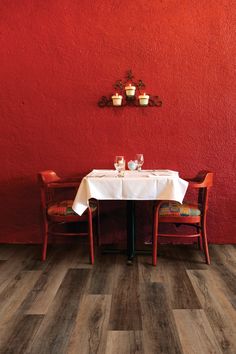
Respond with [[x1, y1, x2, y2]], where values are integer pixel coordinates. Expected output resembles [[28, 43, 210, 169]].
[[113, 154, 178, 178], [114, 153, 146, 177]]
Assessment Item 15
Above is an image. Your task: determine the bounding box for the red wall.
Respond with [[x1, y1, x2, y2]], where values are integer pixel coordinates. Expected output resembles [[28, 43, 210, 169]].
[[0, 0, 235, 244]]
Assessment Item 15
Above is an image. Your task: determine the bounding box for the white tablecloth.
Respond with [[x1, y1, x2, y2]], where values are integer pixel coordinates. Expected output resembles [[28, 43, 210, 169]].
[[72, 170, 189, 216]]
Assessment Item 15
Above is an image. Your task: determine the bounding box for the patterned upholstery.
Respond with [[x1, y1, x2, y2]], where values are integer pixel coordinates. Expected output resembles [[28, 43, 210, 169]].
[[159, 201, 201, 217], [48, 200, 96, 217]]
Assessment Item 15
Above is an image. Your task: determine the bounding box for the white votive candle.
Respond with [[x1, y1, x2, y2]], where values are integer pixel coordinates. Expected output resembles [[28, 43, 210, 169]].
[[125, 83, 136, 96], [139, 93, 149, 106], [112, 93, 123, 106]]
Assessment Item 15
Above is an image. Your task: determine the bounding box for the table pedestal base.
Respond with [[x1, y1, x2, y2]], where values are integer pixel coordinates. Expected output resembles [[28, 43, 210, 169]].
[[127, 200, 135, 264], [101, 200, 152, 264]]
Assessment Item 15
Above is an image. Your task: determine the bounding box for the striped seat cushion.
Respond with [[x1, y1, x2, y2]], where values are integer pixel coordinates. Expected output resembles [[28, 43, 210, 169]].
[[48, 200, 96, 217], [159, 201, 201, 217]]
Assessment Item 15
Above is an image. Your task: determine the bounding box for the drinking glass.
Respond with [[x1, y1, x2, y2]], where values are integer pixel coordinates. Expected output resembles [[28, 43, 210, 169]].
[[114, 156, 125, 177], [135, 154, 144, 171]]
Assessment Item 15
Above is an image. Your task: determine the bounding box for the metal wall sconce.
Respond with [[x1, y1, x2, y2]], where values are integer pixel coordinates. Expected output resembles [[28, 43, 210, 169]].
[[98, 70, 162, 108]]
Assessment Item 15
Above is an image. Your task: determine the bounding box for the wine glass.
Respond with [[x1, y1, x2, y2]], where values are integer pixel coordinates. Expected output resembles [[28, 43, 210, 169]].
[[135, 154, 144, 171], [114, 156, 125, 177]]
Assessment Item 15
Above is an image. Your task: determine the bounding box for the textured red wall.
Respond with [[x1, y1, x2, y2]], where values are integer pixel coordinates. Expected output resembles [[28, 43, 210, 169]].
[[0, 0, 235, 244]]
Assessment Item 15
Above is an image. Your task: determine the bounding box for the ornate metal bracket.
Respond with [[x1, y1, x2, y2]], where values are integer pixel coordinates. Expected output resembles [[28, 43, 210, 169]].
[[98, 70, 162, 108]]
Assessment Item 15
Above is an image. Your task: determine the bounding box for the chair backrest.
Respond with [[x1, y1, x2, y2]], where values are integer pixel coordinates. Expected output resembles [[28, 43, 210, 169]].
[[188, 170, 213, 214], [38, 170, 60, 185], [37, 170, 61, 211], [37, 170, 83, 211]]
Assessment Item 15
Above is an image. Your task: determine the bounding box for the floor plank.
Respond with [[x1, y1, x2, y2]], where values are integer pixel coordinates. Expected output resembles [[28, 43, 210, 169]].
[[0, 270, 41, 348], [109, 257, 142, 330], [210, 244, 236, 266], [0, 315, 44, 354], [28, 269, 90, 354], [24, 248, 80, 315], [209, 245, 236, 308], [187, 269, 236, 354], [86, 253, 117, 294], [150, 247, 202, 309], [173, 309, 223, 354], [0, 246, 38, 294], [67, 295, 111, 354], [140, 282, 183, 354], [138, 255, 155, 283], [105, 331, 144, 354], [173, 244, 208, 270]]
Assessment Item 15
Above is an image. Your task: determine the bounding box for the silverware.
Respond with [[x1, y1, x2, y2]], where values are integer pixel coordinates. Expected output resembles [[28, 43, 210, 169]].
[[87, 175, 105, 178]]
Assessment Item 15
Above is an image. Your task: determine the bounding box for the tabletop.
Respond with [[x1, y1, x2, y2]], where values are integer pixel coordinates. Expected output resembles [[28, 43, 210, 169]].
[[72, 169, 189, 216]]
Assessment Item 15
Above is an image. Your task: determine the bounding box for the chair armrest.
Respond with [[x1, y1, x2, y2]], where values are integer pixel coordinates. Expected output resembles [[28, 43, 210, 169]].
[[183, 176, 206, 188], [187, 180, 205, 189], [183, 177, 194, 181], [183, 171, 213, 188]]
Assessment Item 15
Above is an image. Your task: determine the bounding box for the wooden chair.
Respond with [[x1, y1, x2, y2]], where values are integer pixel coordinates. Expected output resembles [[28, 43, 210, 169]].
[[152, 171, 213, 266], [38, 170, 99, 264]]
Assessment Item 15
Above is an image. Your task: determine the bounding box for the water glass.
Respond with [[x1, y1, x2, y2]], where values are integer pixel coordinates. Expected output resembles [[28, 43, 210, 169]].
[[135, 154, 144, 171], [114, 156, 125, 177]]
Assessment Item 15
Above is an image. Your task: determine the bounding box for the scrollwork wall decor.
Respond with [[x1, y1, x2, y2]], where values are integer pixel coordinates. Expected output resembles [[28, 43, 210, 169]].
[[98, 70, 162, 108]]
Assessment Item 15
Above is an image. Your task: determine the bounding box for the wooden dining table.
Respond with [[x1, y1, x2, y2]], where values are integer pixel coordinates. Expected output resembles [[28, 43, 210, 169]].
[[72, 169, 189, 263]]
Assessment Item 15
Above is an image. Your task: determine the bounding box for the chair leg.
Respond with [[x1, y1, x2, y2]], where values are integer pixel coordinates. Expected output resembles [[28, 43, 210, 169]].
[[152, 207, 159, 266], [202, 219, 210, 265], [42, 221, 48, 261], [88, 208, 94, 265]]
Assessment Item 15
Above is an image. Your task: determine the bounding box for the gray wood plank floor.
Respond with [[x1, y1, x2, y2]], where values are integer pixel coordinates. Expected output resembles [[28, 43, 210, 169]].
[[0, 243, 235, 354]]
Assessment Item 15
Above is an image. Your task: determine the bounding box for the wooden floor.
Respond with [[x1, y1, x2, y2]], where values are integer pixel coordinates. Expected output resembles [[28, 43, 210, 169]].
[[0, 243, 235, 354]]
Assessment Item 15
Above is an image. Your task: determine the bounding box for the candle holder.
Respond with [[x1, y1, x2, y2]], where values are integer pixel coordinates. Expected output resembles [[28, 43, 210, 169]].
[[125, 83, 136, 97], [98, 70, 162, 108], [112, 93, 123, 106], [139, 93, 149, 106]]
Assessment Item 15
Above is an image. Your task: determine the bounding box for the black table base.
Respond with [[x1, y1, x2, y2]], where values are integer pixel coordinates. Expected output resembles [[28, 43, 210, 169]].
[[127, 200, 135, 263], [101, 200, 151, 265]]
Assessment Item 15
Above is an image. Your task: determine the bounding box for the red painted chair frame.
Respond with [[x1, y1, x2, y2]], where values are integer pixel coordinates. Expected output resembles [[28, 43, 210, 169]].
[[152, 171, 213, 266], [38, 170, 99, 264]]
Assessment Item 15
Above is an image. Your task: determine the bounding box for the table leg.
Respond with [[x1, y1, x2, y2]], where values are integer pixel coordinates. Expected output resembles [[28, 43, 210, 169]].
[[127, 200, 135, 264]]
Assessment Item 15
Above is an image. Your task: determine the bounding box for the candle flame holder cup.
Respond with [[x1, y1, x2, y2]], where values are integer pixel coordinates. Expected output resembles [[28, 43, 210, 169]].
[[139, 93, 149, 106], [112, 93, 123, 106], [125, 84, 136, 97]]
